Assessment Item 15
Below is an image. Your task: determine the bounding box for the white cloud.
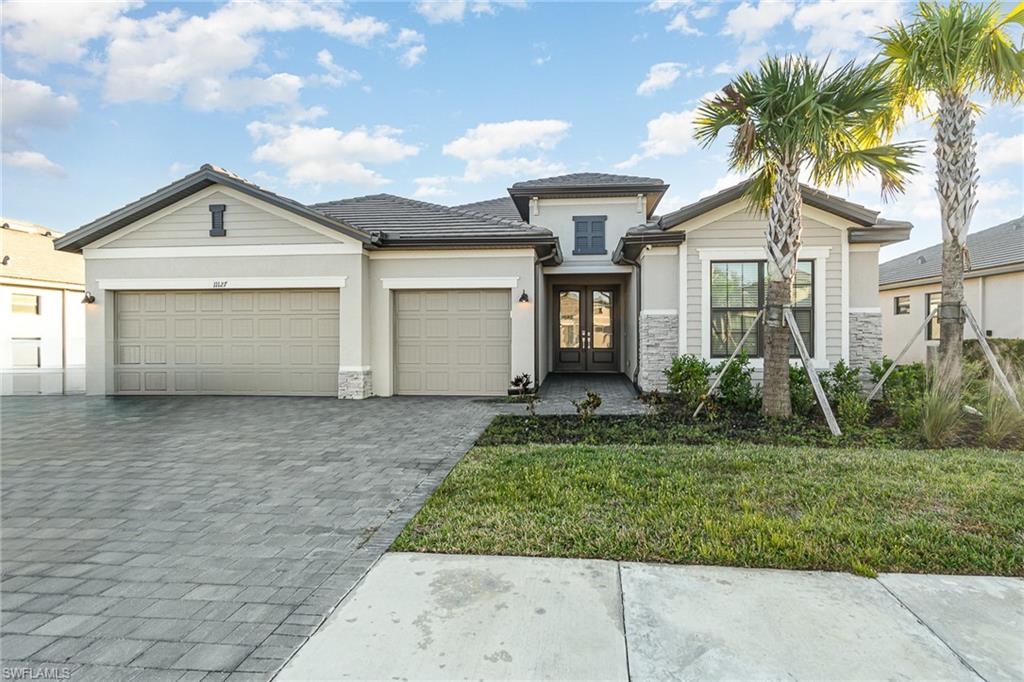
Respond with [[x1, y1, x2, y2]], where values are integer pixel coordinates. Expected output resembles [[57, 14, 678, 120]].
[[413, 0, 525, 23], [713, 41, 768, 75], [2, 150, 65, 176], [666, 13, 702, 35], [248, 121, 420, 186], [443, 119, 570, 181], [413, 176, 455, 198], [392, 28, 427, 67], [414, 0, 469, 23], [184, 73, 304, 111], [617, 100, 708, 168], [637, 62, 700, 95], [699, 172, 749, 198], [1, 75, 79, 138], [102, 1, 387, 109], [722, 0, 794, 43], [978, 132, 1024, 171], [692, 4, 718, 20], [313, 49, 361, 87], [2, 0, 141, 67], [792, 1, 901, 61]]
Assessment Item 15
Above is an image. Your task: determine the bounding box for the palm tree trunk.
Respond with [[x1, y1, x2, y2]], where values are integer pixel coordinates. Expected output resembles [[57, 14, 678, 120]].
[[762, 163, 801, 418], [934, 92, 977, 389]]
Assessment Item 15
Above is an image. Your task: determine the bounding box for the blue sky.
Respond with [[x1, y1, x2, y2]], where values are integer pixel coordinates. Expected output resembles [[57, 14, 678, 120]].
[[3, 1, 1021, 260]]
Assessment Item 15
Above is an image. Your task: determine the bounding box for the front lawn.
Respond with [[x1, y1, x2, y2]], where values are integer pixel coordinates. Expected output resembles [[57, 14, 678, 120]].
[[393, 444, 1024, 576]]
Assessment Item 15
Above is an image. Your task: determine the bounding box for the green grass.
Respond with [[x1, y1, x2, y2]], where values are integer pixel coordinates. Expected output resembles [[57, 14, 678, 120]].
[[393, 444, 1024, 576]]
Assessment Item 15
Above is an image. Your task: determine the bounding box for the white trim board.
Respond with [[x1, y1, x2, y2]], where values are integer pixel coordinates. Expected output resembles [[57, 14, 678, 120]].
[[640, 309, 678, 316], [96, 277, 348, 290], [85, 244, 362, 259], [850, 307, 882, 314], [380, 277, 519, 290]]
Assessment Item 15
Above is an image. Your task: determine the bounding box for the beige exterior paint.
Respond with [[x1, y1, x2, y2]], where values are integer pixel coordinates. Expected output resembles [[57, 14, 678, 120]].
[[82, 186, 538, 397], [880, 270, 1024, 364], [113, 289, 339, 395], [394, 289, 511, 395], [530, 196, 646, 269]]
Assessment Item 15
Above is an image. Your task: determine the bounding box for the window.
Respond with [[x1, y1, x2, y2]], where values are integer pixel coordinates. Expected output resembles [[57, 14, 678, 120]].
[[11, 293, 40, 315], [893, 295, 910, 315], [710, 260, 814, 358], [11, 338, 41, 368], [573, 216, 606, 255], [926, 292, 941, 340]]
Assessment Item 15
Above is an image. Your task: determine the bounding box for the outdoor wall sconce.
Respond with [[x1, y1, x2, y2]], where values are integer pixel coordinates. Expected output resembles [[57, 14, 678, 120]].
[[518, 290, 530, 303], [82, 291, 96, 304]]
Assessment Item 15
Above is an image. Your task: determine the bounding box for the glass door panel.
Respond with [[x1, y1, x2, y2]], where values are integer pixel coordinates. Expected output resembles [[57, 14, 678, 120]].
[[559, 290, 581, 349], [591, 290, 613, 349]]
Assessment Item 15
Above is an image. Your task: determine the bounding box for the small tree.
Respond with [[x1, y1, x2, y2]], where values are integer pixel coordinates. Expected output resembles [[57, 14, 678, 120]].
[[876, 1, 1024, 393], [694, 56, 919, 417]]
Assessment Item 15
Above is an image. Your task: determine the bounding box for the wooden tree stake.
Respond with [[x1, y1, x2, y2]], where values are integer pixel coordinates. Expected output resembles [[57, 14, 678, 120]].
[[692, 309, 764, 419], [785, 307, 841, 436]]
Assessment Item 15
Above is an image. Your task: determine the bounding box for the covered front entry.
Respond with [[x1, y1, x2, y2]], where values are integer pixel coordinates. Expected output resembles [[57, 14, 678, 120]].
[[553, 284, 619, 372]]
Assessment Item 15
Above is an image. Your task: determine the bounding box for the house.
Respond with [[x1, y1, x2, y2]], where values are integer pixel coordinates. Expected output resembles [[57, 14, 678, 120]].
[[1, 218, 87, 395], [879, 217, 1024, 364], [53, 165, 910, 398]]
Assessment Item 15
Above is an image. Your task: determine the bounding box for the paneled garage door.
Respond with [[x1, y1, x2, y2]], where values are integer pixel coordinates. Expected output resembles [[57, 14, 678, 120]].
[[394, 289, 510, 396], [114, 289, 339, 396]]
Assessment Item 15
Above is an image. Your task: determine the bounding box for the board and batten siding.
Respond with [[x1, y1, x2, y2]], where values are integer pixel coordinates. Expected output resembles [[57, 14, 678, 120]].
[[104, 190, 337, 248], [681, 208, 844, 365]]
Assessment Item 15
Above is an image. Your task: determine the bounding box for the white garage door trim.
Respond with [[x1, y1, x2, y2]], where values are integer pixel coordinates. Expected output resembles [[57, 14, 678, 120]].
[[98, 277, 348, 290]]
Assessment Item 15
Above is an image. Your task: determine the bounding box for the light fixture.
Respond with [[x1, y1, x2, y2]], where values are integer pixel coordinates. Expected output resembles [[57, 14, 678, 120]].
[[518, 290, 530, 303], [81, 291, 96, 304]]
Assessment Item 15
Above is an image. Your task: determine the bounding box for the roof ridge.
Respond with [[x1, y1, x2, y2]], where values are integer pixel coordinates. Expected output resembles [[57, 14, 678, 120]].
[[378, 193, 544, 232]]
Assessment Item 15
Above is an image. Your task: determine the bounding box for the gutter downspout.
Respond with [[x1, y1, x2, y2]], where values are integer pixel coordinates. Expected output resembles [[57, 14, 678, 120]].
[[619, 250, 642, 389]]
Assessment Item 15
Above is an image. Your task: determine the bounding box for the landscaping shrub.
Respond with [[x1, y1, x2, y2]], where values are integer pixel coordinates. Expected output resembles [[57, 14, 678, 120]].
[[712, 352, 760, 415], [869, 358, 926, 430], [979, 378, 1024, 449], [571, 390, 602, 422], [837, 391, 870, 429], [965, 338, 1024, 374], [663, 354, 712, 414], [789, 366, 816, 415], [920, 369, 964, 448]]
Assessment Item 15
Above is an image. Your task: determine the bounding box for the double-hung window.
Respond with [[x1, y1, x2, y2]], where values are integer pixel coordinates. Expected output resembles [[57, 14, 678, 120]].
[[573, 216, 606, 255], [893, 295, 910, 315], [710, 260, 814, 358]]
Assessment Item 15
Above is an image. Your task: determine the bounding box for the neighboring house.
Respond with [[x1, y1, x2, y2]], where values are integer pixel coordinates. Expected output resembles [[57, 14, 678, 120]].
[[53, 165, 910, 398], [879, 217, 1024, 364], [1, 218, 86, 395]]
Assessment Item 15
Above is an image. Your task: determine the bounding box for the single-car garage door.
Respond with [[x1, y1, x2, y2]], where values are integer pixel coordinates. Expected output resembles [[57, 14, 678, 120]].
[[114, 289, 339, 396], [395, 289, 510, 396]]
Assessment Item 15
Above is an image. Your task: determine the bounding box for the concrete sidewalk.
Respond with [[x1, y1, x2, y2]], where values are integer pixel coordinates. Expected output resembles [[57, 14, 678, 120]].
[[279, 553, 1023, 681]]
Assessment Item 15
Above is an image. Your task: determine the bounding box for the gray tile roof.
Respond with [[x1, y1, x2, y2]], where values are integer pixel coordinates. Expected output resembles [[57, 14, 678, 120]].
[[879, 216, 1024, 285], [452, 197, 522, 221], [510, 172, 664, 190], [308, 194, 554, 244]]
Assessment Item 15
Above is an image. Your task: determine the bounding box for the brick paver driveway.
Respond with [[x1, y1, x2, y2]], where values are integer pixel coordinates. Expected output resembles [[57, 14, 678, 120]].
[[1, 395, 496, 681]]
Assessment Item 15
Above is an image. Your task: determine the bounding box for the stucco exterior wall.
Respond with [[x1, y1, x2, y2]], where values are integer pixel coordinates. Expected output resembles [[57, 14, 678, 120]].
[[880, 270, 1024, 364], [529, 196, 646, 267]]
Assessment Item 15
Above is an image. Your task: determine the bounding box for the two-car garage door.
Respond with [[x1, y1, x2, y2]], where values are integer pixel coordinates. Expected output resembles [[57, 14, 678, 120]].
[[114, 289, 339, 396], [394, 289, 510, 396]]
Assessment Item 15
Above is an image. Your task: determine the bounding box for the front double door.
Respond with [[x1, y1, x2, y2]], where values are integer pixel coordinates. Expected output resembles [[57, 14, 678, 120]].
[[553, 285, 618, 372]]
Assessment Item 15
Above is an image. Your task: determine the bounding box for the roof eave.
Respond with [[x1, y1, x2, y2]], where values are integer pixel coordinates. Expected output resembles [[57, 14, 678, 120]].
[[849, 223, 913, 245], [611, 231, 685, 265], [880, 259, 1024, 290], [54, 167, 370, 253]]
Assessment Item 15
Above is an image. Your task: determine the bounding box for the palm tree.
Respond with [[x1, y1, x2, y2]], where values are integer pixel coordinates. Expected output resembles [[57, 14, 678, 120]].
[[694, 56, 919, 418], [876, 0, 1024, 390]]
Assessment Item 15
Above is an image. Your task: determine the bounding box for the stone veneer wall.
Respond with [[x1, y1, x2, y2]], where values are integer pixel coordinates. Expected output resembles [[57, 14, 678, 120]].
[[849, 311, 883, 384], [639, 312, 678, 392], [338, 369, 372, 399]]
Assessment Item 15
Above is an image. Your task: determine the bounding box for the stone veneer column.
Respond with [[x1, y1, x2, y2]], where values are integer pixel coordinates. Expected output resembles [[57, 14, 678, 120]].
[[849, 311, 883, 383], [638, 311, 678, 392], [338, 369, 373, 399]]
